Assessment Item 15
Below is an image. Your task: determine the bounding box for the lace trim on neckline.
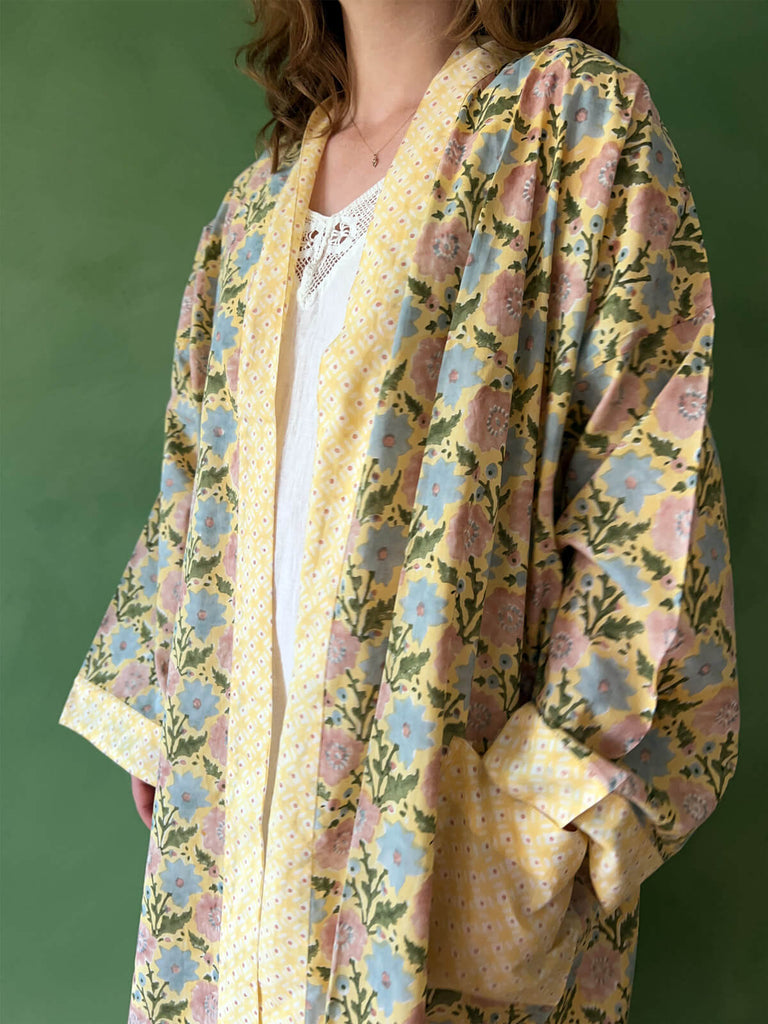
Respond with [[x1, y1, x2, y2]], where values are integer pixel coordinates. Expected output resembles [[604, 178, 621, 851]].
[[295, 178, 384, 307]]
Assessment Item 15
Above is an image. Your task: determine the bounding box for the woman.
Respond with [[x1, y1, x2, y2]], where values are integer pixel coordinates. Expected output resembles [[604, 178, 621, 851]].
[[59, 2, 740, 1023]]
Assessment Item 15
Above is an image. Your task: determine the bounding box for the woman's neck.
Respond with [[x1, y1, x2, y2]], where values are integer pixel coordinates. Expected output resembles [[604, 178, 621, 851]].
[[338, 0, 462, 131]]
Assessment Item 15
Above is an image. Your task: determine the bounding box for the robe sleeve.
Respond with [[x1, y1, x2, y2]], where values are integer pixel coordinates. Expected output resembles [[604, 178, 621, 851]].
[[480, 73, 740, 917], [58, 194, 230, 787]]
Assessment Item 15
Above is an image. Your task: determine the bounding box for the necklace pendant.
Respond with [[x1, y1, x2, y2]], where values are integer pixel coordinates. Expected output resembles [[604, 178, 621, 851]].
[[372, 153, 379, 167]]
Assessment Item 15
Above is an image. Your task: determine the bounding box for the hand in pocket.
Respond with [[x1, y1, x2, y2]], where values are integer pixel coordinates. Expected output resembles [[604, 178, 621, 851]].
[[427, 736, 593, 1007]]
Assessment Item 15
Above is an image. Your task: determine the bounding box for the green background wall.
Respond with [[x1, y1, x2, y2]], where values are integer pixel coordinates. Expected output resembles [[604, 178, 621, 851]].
[[1, 2, 764, 1021]]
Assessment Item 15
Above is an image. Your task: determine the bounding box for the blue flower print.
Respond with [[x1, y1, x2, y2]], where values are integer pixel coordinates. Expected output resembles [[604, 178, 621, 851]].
[[210, 311, 239, 359], [461, 229, 501, 295], [641, 253, 675, 317], [186, 588, 227, 641], [359, 642, 387, 690], [499, 423, 535, 489], [648, 126, 677, 190], [168, 770, 210, 822], [564, 82, 612, 149], [359, 521, 407, 585], [137, 558, 158, 600], [201, 406, 236, 458], [173, 399, 200, 441], [681, 639, 729, 695], [602, 451, 665, 515], [159, 860, 202, 910], [393, 295, 421, 356], [699, 521, 727, 581], [110, 626, 139, 665], [386, 694, 435, 768], [178, 679, 219, 730], [575, 651, 634, 717], [475, 127, 515, 176], [194, 496, 232, 548], [305, 981, 326, 1024], [594, 554, 650, 607], [378, 819, 428, 892], [233, 233, 264, 278], [418, 456, 464, 522], [438, 342, 484, 409], [132, 688, 162, 722], [363, 939, 413, 1015], [369, 408, 413, 474], [160, 459, 188, 499], [156, 944, 198, 994], [400, 577, 448, 643], [622, 730, 674, 785]]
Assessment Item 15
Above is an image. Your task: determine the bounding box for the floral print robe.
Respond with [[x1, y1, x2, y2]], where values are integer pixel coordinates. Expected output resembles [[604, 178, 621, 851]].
[[59, 33, 739, 1024]]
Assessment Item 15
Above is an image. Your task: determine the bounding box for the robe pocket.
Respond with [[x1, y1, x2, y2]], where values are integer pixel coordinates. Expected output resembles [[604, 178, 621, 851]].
[[426, 736, 590, 1007]]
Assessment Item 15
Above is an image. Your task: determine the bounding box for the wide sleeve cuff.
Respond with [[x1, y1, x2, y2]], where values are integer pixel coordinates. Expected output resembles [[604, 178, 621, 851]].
[[482, 701, 630, 830], [59, 676, 162, 787]]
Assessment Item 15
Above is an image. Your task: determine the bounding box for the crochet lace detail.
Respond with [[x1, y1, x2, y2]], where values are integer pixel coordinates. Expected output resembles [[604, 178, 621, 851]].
[[295, 178, 384, 307]]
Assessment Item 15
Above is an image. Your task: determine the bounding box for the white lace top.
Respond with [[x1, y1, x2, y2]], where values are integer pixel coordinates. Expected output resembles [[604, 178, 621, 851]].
[[263, 176, 385, 839]]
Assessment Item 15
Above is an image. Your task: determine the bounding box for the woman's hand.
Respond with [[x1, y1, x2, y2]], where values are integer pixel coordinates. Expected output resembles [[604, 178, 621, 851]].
[[131, 774, 156, 829]]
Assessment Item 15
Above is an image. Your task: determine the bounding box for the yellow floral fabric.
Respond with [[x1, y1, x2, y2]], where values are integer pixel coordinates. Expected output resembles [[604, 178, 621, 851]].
[[59, 34, 739, 1024]]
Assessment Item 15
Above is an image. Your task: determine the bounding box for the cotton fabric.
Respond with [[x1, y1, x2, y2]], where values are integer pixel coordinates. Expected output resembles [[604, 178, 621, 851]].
[[59, 34, 739, 1024]]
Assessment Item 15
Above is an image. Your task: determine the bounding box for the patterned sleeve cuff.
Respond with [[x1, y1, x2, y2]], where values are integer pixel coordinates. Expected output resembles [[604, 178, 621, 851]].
[[59, 676, 162, 787], [482, 701, 630, 829]]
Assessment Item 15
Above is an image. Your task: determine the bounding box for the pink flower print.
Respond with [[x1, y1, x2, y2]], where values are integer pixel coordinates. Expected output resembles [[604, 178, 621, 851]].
[[597, 714, 650, 759], [654, 374, 707, 439], [550, 254, 588, 317], [98, 604, 118, 636], [229, 441, 240, 489], [481, 588, 525, 649], [146, 835, 162, 873], [328, 908, 367, 966], [484, 269, 526, 337], [190, 341, 211, 394], [693, 686, 740, 738], [165, 657, 182, 699], [621, 74, 654, 118], [652, 494, 695, 559], [195, 891, 222, 942], [434, 624, 464, 679], [207, 714, 228, 766], [590, 368, 643, 438], [499, 163, 537, 221], [157, 756, 172, 789], [201, 806, 226, 855], [172, 492, 193, 538], [520, 61, 570, 119], [414, 217, 472, 283], [190, 981, 219, 1024], [580, 142, 621, 208], [412, 877, 433, 942], [159, 568, 184, 618], [128, 536, 149, 569], [154, 645, 170, 690], [465, 689, 507, 745], [226, 349, 240, 396], [628, 185, 677, 252], [318, 727, 365, 786], [439, 127, 478, 177], [352, 789, 381, 848], [526, 563, 563, 626], [668, 776, 717, 832], [135, 921, 157, 964], [223, 532, 238, 585], [216, 624, 234, 673], [578, 944, 621, 1004], [315, 818, 355, 871], [446, 501, 492, 561], [411, 335, 446, 399], [113, 662, 151, 699], [546, 619, 590, 674], [325, 621, 362, 680], [466, 385, 508, 452], [128, 1003, 151, 1024], [645, 608, 687, 664], [506, 477, 534, 537]]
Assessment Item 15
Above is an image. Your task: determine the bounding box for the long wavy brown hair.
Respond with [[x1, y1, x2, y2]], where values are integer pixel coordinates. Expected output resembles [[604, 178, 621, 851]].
[[236, 1, 620, 173]]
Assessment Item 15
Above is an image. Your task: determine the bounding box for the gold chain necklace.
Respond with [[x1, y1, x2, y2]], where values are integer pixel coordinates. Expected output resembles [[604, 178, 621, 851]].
[[350, 105, 419, 167]]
